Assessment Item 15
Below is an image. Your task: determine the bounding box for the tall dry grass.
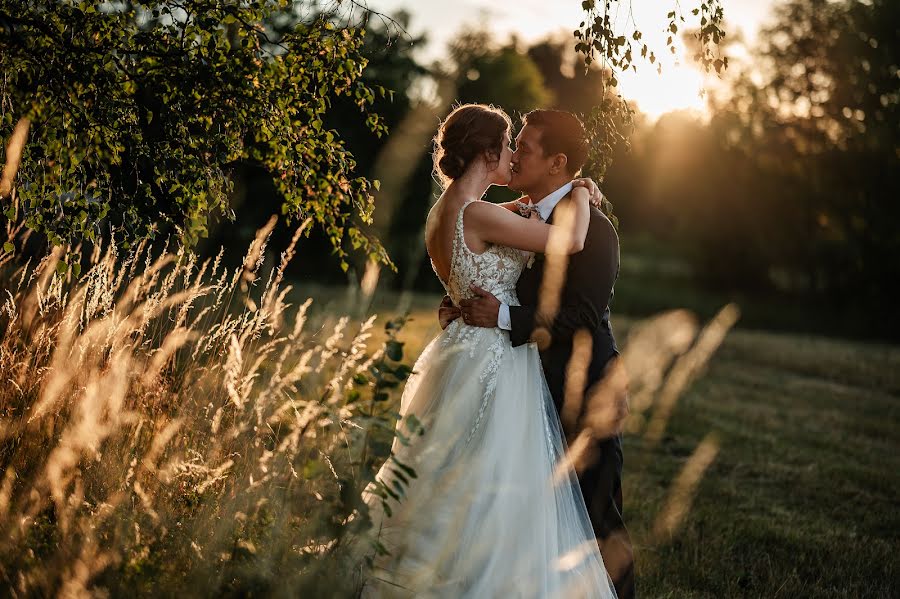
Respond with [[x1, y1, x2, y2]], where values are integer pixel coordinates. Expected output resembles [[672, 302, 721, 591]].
[[0, 203, 745, 598], [0, 223, 407, 597]]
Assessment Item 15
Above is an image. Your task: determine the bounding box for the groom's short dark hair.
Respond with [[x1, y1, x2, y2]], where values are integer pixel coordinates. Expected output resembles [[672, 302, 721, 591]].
[[522, 110, 589, 175]]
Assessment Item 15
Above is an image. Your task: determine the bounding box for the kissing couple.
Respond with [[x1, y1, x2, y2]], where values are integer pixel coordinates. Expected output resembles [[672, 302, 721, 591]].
[[359, 105, 634, 599]]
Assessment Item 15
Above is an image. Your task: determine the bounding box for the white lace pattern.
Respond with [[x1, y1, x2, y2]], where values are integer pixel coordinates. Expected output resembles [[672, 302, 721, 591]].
[[434, 200, 528, 441]]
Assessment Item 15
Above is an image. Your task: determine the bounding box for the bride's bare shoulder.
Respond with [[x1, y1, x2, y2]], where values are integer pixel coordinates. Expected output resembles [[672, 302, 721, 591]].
[[424, 199, 440, 230]]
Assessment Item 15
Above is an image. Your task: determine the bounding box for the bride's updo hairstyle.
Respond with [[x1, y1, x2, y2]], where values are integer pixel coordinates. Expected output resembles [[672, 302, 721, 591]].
[[433, 103, 512, 188]]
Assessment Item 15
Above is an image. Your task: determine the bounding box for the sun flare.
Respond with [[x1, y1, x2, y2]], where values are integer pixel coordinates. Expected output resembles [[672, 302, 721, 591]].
[[617, 61, 709, 121]]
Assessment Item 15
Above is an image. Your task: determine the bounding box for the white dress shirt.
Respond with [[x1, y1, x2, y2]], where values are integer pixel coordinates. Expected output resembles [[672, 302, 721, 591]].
[[497, 182, 575, 330]]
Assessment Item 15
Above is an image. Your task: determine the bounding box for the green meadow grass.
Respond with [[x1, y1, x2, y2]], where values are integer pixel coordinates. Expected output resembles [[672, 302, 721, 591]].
[[622, 326, 900, 598], [301, 284, 900, 598]]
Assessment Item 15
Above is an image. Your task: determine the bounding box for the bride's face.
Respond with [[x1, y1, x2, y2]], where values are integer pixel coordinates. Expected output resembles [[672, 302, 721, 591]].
[[488, 129, 514, 186]]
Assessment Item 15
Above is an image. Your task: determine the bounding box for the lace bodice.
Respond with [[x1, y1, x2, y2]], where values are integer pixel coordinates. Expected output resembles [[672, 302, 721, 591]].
[[434, 199, 528, 307], [427, 199, 530, 444]]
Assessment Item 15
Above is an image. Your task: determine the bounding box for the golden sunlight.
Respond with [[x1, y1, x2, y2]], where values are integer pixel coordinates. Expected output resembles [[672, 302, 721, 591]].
[[618, 62, 709, 121]]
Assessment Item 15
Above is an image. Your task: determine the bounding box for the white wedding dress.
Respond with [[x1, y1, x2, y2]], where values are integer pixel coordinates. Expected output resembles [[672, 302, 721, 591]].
[[360, 200, 616, 598]]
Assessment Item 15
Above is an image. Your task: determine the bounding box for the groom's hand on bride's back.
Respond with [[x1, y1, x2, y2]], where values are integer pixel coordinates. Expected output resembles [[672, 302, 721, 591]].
[[458, 284, 500, 328], [438, 295, 460, 330]]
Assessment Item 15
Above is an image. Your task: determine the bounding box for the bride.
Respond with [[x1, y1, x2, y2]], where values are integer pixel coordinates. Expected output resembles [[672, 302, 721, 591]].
[[358, 104, 617, 598]]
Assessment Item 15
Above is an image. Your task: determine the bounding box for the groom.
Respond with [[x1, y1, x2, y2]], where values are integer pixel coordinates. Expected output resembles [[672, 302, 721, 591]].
[[439, 109, 634, 598]]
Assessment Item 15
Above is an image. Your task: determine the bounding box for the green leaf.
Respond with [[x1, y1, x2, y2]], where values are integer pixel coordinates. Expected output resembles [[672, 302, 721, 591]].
[[0, 2, 390, 266], [394, 364, 413, 380], [385, 340, 404, 362]]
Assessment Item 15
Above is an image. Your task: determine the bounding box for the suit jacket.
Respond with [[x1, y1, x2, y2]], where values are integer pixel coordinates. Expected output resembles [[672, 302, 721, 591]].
[[510, 199, 635, 598], [509, 200, 620, 417]]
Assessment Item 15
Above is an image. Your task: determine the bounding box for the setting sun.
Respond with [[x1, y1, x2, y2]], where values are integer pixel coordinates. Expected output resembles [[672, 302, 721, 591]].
[[617, 57, 709, 120], [370, 0, 746, 120]]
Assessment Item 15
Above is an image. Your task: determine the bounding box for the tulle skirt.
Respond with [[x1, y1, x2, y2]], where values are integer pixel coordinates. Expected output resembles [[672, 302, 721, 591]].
[[360, 322, 616, 599]]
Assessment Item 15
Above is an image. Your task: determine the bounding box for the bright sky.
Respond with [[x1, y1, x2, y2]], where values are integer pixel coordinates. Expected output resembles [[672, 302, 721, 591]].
[[365, 0, 776, 120]]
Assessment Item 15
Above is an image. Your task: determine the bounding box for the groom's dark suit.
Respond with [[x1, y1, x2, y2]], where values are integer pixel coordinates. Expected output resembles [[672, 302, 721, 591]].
[[508, 199, 634, 598]]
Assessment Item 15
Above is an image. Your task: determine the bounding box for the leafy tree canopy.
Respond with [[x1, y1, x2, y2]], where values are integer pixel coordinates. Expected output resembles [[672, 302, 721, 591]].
[[0, 0, 389, 269], [575, 0, 727, 176], [717, 0, 899, 301], [447, 30, 552, 119], [0, 0, 728, 267]]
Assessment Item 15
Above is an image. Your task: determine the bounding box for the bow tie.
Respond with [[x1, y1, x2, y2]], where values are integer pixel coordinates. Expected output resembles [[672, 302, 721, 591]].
[[514, 201, 544, 221]]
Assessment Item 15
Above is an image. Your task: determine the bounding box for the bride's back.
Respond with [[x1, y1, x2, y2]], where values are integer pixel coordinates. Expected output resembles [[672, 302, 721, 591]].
[[425, 191, 526, 309], [425, 193, 466, 286]]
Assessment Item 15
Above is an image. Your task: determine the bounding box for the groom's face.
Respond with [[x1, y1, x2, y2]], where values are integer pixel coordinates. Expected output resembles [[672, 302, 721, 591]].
[[508, 124, 555, 196]]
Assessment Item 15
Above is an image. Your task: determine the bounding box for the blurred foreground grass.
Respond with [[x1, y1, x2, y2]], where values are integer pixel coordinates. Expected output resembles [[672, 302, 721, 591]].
[[303, 283, 900, 598], [0, 238, 413, 597]]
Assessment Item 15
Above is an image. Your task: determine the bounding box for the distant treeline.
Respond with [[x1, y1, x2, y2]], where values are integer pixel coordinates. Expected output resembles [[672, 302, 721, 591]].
[[207, 1, 896, 339], [3, 1, 894, 340]]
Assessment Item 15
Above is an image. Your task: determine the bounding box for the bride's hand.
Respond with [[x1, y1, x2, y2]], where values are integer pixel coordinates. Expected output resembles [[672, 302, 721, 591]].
[[571, 177, 605, 210]]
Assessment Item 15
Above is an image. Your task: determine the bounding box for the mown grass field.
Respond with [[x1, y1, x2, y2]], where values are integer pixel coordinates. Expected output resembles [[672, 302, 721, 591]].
[[624, 327, 900, 598], [303, 284, 900, 598]]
